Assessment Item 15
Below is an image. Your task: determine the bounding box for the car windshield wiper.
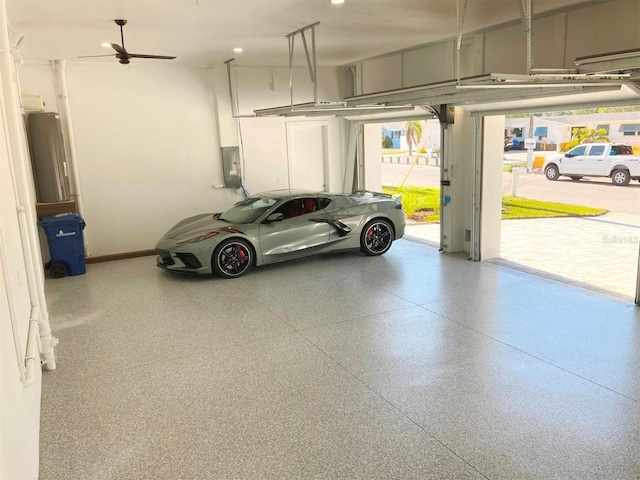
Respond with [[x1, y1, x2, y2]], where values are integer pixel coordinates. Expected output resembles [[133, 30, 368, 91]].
[[217, 216, 232, 223]]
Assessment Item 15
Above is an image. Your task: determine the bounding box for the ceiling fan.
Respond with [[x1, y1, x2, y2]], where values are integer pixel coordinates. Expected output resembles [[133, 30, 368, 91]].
[[79, 19, 176, 64]]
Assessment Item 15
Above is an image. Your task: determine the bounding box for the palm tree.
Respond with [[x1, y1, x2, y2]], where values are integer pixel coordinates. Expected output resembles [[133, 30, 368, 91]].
[[573, 127, 610, 144], [404, 120, 424, 156]]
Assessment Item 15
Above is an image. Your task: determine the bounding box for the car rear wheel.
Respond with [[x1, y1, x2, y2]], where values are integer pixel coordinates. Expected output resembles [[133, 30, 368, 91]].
[[212, 238, 253, 278], [611, 169, 630, 186], [360, 219, 393, 256], [545, 164, 559, 181]]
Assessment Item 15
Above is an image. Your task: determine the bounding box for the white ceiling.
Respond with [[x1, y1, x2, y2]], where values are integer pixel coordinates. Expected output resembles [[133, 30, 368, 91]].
[[7, 0, 595, 67]]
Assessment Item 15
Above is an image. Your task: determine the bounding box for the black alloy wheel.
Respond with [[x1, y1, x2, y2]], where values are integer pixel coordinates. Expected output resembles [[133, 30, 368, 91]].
[[212, 239, 253, 278], [360, 219, 393, 256]]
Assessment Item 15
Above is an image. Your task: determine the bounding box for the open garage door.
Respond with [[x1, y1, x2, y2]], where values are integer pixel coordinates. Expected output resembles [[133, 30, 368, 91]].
[[495, 107, 640, 300], [256, 48, 640, 302], [348, 105, 640, 302]]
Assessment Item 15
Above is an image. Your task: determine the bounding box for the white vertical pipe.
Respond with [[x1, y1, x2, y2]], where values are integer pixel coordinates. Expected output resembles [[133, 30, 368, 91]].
[[22, 315, 40, 387], [470, 116, 481, 261], [0, 0, 57, 370], [52, 60, 84, 217]]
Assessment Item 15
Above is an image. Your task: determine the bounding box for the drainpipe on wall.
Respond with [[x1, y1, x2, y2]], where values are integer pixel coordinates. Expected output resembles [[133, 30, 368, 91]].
[[0, 0, 58, 370], [51, 61, 84, 217], [470, 116, 481, 261]]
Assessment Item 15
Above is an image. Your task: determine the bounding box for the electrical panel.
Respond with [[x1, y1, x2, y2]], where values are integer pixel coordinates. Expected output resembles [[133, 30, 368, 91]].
[[221, 147, 242, 189]]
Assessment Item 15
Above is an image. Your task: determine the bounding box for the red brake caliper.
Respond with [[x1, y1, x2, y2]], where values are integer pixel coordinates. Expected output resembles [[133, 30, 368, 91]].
[[238, 247, 246, 266]]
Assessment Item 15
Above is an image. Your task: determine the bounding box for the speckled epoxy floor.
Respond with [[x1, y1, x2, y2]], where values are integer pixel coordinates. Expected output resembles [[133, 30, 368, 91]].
[[405, 212, 640, 299], [40, 239, 640, 479]]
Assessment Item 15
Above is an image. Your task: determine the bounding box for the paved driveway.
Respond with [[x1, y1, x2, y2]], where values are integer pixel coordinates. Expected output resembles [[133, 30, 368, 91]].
[[382, 163, 640, 300], [404, 214, 639, 300]]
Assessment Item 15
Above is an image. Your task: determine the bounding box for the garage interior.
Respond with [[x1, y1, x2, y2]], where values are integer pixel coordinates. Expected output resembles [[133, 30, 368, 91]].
[[2, 1, 640, 478]]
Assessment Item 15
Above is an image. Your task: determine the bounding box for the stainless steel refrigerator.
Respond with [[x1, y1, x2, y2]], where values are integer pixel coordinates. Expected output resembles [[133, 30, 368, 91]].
[[26, 112, 71, 203]]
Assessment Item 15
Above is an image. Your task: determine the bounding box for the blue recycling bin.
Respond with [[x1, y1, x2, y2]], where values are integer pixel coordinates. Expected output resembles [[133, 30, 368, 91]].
[[39, 212, 86, 278]]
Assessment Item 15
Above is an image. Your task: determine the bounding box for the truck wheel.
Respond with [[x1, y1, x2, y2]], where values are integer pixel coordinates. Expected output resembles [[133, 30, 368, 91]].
[[569, 176, 582, 181], [545, 164, 559, 181], [611, 169, 630, 186]]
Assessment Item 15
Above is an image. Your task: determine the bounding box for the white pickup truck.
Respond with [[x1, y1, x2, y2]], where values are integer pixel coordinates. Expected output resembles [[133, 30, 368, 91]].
[[543, 143, 640, 186]]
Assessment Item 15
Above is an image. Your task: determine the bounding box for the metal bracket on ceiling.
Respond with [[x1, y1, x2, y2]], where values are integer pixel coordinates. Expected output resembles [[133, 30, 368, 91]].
[[224, 58, 256, 118], [519, 0, 533, 74], [224, 58, 237, 118], [287, 22, 320, 110], [456, 0, 534, 82], [255, 21, 414, 117], [455, 0, 468, 86]]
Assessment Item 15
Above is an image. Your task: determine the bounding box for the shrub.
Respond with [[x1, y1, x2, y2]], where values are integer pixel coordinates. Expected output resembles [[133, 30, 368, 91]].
[[559, 139, 579, 152], [382, 135, 393, 149]]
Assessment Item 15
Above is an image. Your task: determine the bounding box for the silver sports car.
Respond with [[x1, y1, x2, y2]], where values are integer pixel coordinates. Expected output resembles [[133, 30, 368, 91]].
[[155, 190, 405, 278]]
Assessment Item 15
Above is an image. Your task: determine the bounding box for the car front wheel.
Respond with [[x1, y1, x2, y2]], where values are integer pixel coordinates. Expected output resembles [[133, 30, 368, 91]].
[[611, 169, 630, 186], [360, 219, 393, 256], [212, 238, 253, 278], [545, 164, 559, 181]]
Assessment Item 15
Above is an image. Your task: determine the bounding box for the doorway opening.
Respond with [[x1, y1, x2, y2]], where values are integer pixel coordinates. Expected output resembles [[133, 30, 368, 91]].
[[363, 118, 443, 247]]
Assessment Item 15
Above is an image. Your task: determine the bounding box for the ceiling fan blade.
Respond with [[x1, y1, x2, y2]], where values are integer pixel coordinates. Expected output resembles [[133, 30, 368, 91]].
[[82, 21, 176, 64], [77, 54, 116, 58], [128, 54, 176, 60], [109, 43, 127, 55]]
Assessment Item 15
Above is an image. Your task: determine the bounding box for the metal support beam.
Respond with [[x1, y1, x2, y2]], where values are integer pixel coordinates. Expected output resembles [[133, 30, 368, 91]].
[[224, 58, 236, 118], [456, 0, 468, 85], [519, 0, 533, 74], [286, 21, 320, 109]]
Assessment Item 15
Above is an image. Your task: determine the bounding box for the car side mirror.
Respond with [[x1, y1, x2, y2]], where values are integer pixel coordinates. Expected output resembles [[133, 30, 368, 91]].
[[564, 153, 572, 158], [264, 213, 284, 223]]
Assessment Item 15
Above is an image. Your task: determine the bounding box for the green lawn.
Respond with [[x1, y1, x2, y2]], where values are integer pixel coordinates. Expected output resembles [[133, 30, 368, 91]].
[[382, 185, 607, 223]]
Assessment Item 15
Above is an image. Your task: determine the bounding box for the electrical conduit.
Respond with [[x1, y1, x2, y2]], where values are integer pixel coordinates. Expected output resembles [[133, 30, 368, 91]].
[[0, 0, 57, 371]]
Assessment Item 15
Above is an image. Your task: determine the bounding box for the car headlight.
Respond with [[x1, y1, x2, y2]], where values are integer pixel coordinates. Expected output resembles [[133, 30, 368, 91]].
[[177, 232, 220, 244]]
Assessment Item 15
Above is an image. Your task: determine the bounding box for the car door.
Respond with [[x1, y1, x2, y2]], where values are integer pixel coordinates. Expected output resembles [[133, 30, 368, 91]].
[[258, 198, 331, 261], [562, 145, 588, 174], [582, 145, 607, 176]]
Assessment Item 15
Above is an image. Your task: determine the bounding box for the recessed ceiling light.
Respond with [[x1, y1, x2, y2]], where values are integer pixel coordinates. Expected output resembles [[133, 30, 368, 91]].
[[331, 0, 345, 4], [233, 47, 243, 53]]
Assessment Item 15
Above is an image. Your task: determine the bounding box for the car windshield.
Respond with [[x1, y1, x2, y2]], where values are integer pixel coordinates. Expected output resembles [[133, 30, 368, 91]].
[[219, 196, 279, 224]]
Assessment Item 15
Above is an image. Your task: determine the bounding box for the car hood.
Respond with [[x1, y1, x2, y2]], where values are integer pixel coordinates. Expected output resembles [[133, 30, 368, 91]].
[[160, 213, 241, 243], [545, 153, 563, 162]]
